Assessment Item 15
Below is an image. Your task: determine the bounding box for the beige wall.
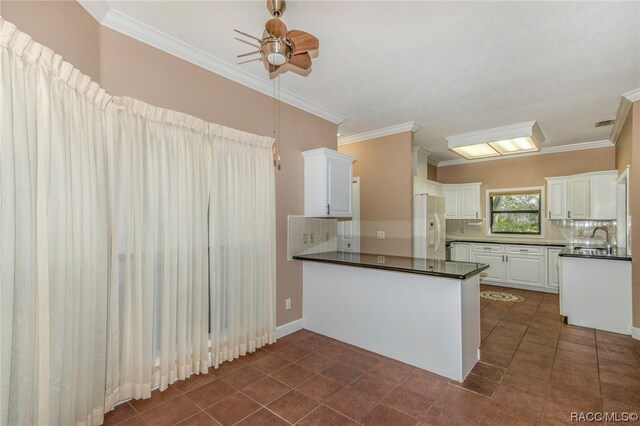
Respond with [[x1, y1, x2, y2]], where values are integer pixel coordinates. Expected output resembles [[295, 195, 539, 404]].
[[2, 0, 338, 326], [437, 147, 615, 187], [616, 112, 633, 175], [629, 103, 640, 329], [1, 0, 101, 81], [339, 133, 414, 256]]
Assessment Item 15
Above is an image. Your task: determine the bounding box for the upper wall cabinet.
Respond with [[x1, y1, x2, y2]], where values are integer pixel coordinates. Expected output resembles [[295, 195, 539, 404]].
[[545, 171, 617, 220], [442, 183, 482, 219], [303, 148, 356, 217], [414, 177, 443, 197]]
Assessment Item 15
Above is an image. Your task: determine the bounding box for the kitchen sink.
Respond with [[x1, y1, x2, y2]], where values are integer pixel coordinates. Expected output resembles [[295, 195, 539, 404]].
[[571, 246, 610, 255]]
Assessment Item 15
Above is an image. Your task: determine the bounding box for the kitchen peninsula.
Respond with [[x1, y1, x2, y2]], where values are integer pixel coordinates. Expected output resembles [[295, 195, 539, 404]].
[[293, 251, 489, 381]]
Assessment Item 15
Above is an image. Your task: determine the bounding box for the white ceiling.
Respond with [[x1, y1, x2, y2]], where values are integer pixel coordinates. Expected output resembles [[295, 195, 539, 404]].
[[81, 1, 640, 162]]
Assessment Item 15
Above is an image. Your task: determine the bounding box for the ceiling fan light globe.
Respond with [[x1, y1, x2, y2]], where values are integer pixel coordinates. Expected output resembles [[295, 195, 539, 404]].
[[266, 52, 287, 66]]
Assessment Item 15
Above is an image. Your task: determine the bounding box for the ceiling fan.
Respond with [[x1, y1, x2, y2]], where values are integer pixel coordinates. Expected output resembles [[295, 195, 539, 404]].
[[234, 0, 319, 74]]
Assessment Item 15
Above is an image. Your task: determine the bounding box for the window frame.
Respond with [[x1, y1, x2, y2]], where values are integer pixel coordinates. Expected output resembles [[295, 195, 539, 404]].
[[485, 186, 545, 238]]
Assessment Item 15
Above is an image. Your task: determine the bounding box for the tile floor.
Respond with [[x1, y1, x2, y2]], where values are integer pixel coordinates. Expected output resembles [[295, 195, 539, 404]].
[[104, 285, 640, 426]]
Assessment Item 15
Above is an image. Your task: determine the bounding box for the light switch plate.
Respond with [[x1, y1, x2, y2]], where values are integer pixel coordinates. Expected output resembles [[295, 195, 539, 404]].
[[377, 231, 385, 240]]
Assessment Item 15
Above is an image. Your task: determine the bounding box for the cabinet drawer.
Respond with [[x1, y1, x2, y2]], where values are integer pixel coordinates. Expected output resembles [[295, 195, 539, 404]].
[[471, 244, 504, 253], [506, 245, 543, 256]]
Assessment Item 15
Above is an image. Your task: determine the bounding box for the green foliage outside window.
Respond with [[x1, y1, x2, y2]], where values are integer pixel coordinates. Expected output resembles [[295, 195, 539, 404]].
[[490, 193, 541, 234]]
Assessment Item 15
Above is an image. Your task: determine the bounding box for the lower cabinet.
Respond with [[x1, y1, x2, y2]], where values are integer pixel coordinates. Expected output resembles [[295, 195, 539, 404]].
[[469, 243, 550, 290], [450, 242, 470, 262], [547, 248, 562, 289]]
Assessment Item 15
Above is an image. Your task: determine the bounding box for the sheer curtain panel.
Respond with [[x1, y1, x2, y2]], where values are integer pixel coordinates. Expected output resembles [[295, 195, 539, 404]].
[[0, 19, 112, 426], [0, 17, 277, 425]]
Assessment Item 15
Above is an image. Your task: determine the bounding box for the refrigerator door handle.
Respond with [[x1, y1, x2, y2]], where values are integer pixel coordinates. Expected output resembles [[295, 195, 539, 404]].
[[434, 213, 442, 254]]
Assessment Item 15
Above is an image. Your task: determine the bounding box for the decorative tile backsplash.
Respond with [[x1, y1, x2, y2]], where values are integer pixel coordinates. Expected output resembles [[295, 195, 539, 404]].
[[445, 218, 617, 245], [287, 216, 337, 260]]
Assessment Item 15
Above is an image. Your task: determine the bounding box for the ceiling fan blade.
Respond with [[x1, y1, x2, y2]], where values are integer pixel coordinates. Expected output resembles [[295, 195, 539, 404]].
[[265, 18, 288, 39], [234, 29, 262, 42], [288, 52, 311, 70], [237, 50, 261, 58], [287, 30, 319, 54]]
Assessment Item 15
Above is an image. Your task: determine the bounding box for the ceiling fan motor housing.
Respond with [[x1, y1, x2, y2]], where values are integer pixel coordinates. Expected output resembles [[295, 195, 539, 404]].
[[267, 0, 286, 17], [261, 36, 291, 66]]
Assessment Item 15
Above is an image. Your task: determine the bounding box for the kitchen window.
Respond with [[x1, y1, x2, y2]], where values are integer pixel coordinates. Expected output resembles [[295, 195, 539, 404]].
[[489, 189, 542, 235]]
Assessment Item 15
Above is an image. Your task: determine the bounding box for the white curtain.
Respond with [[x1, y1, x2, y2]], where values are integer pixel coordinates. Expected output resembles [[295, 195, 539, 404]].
[[0, 20, 112, 426], [1, 17, 276, 426]]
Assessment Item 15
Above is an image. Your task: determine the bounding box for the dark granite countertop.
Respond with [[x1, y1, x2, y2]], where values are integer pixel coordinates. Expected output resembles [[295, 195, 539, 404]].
[[447, 238, 565, 247], [559, 246, 631, 261], [292, 251, 489, 280]]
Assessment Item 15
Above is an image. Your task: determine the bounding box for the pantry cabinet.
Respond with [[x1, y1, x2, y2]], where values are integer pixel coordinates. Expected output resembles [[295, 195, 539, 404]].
[[442, 183, 482, 219], [303, 148, 356, 217], [545, 171, 617, 220]]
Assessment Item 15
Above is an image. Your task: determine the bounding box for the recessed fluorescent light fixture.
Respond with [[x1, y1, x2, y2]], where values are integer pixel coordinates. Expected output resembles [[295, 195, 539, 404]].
[[447, 121, 544, 160]]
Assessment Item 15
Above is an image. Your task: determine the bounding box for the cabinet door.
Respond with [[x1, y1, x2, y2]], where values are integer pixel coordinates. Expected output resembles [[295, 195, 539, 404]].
[[589, 173, 617, 220], [452, 243, 470, 262], [505, 254, 545, 287], [568, 177, 590, 219], [547, 248, 562, 288], [470, 252, 505, 282], [443, 187, 459, 219], [547, 180, 567, 219], [459, 186, 480, 219], [327, 159, 352, 217]]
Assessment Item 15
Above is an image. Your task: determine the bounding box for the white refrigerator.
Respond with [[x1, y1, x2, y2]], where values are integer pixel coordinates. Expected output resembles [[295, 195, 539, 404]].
[[413, 194, 446, 260]]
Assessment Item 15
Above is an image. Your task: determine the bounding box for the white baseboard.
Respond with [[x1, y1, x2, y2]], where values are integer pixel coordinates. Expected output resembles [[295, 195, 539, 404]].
[[632, 326, 640, 341], [276, 318, 304, 339]]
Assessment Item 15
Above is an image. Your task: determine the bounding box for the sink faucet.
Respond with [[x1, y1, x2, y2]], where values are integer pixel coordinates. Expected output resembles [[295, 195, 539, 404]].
[[591, 226, 613, 253]]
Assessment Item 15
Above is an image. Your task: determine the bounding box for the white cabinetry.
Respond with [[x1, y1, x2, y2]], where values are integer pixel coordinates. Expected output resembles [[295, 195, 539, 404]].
[[450, 243, 470, 262], [545, 171, 617, 220], [470, 243, 547, 289], [470, 244, 505, 283], [505, 246, 544, 287], [546, 247, 562, 289], [443, 183, 482, 219], [414, 177, 443, 197], [567, 177, 590, 219], [303, 148, 356, 217], [547, 180, 567, 220]]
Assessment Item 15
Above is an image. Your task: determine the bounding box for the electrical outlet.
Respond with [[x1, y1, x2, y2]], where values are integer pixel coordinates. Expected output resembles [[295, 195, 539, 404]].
[[303, 234, 308, 244], [459, 227, 464, 234], [377, 231, 385, 240], [285, 298, 291, 310], [310, 233, 315, 243]]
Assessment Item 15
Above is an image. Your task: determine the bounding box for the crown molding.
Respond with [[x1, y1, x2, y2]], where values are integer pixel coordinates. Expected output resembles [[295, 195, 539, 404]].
[[609, 88, 640, 144], [624, 88, 640, 103], [437, 140, 613, 167], [338, 121, 420, 146], [77, 2, 344, 125]]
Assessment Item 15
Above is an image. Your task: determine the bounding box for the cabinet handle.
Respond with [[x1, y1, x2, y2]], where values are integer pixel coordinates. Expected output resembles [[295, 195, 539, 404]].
[[568, 211, 571, 219], [326, 204, 330, 215], [520, 249, 528, 252], [505, 255, 509, 262], [502, 255, 505, 262], [548, 210, 551, 219], [475, 212, 478, 219], [483, 247, 491, 250]]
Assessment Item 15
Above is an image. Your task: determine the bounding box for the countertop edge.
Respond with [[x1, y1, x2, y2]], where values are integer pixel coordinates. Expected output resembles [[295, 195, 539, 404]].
[[447, 239, 566, 247], [293, 255, 490, 280], [558, 252, 632, 262]]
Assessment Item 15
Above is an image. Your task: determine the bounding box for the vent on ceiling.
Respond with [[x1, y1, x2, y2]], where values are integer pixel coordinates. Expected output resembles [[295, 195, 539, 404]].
[[595, 119, 615, 127]]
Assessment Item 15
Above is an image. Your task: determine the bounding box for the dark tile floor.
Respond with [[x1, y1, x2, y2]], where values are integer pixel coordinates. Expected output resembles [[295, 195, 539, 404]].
[[104, 285, 640, 426]]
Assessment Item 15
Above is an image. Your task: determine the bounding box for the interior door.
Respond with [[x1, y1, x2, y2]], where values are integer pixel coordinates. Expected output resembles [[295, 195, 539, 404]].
[[337, 178, 360, 252]]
